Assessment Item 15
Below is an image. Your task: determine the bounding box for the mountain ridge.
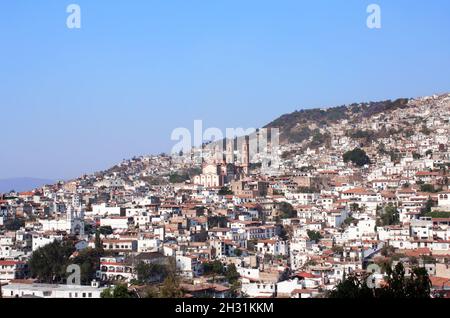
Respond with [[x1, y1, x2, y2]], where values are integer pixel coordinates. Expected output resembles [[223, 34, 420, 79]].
[[264, 97, 412, 144]]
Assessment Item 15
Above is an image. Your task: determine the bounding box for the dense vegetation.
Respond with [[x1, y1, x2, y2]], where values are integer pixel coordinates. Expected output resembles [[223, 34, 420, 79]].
[[101, 284, 134, 298], [218, 186, 234, 195], [278, 202, 296, 219], [328, 262, 431, 298], [307, 230, 323, 242], [28, 237, 103, 284], [343, 148, 371, 167], [202, 261, 240, 285], [208, 216, 228, 228], [3, 218, 25, 231], [28, 240, 76, 283], [377, 204, 400, 226]]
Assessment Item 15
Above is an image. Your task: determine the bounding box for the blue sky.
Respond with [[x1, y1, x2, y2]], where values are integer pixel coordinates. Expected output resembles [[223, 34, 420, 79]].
[[1, 0, 450, 180]]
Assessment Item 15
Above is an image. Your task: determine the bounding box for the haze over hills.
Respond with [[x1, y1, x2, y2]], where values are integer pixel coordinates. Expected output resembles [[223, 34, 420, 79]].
[[0, 178, 55, 193]]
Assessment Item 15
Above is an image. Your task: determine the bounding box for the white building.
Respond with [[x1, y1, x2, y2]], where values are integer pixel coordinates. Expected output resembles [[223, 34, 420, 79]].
[[32, 233, 64, 251], [0, 260, 27, 282], [1, 281, 106, 298], [38, 205, 84, 236], [241, 281, 276, 298], [90, 203, 123, 216], [256, 239, 289, 256], [100, 216, 129, 230], [175, 254, 201, 278], [438, 192, 450, 209]]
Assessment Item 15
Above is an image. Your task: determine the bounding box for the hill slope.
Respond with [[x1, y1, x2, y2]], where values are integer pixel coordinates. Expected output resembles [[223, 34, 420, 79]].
[[264, 98, 410, 144]]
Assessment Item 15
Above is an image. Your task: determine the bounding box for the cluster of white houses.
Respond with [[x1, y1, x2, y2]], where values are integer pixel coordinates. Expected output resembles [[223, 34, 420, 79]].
[[1, 94, 450, 298]]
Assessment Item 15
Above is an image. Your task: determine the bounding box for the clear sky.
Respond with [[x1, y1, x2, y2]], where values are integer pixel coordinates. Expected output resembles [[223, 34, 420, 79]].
[[1, 0, 450, 180]]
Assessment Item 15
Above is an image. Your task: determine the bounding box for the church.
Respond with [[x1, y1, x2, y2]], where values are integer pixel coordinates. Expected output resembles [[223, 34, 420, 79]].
[[193, 137, 250, 188], [39, 204, 85, 236]]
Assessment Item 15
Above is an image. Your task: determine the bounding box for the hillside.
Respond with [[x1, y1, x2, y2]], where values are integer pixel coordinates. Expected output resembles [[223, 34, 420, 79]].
[[264, 98, 410, 144]]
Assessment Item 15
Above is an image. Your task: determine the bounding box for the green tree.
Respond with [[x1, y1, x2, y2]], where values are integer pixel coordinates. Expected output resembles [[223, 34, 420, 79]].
[[421, 198, 434, 216], [28, 240, 75, 283], [208, 216, 228, 228], [98, 226, 113, 236], [135, 262, 169, 284], [278, 225, 289, 240], [160, 275, 183, 298], [135, 262, 152, 284], [247, 239, 258, 252], [307, 230, 323, 243], [203, 260, 224, 275], [4, 218, 25, 231], [101, 284, 134, 298], [328, 275, 375, 298], [343, 217, 356, 226], [378, 262, 431, 298], [426, 211, 450, 218], [350, 203, 360, 212], [328, 262, 432, 298], [94, 230, 104, 253], [278, 202, 296, 219], [379, 204, 399, 226], [225, 264, 240, 284], [332, 245, 344, 254], [218, 187, 234, 196], [71, 248, 102, 285], [143, 285, 160, 298], [343, 148, 371, 167], [229, 280, 241, 298], [168, 173, 190, 184], [296, 187, 317, 194], [84, 223, 95, 235], [420, 184, 437, 193]]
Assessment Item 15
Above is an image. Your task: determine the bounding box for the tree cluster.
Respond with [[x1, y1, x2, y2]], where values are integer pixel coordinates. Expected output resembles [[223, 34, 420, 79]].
[[328, 262, 432, 298], [343, 148, 371, 167]]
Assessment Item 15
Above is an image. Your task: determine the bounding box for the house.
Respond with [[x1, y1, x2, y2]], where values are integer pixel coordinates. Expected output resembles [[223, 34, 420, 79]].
[[290, 288, 321, 298], [438, 192, 450, 210], [99, 216, 129, 230], [96, 257, 135, 282], [0, 260, 28, 282], [241, 281, 276, 298], [276, 278, 304, 297], [32, 233, 64, 251], [180, 283, 231, 298], [1, 280, 106, 298], [176, 254, 202, 278], [90, 239, 137, 252], [256, 239, 289, 257], [137, 235, 161, 252]]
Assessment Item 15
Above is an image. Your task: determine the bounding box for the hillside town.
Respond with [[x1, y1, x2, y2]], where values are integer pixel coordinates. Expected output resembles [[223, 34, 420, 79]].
[[1, 94, 450, 298]]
